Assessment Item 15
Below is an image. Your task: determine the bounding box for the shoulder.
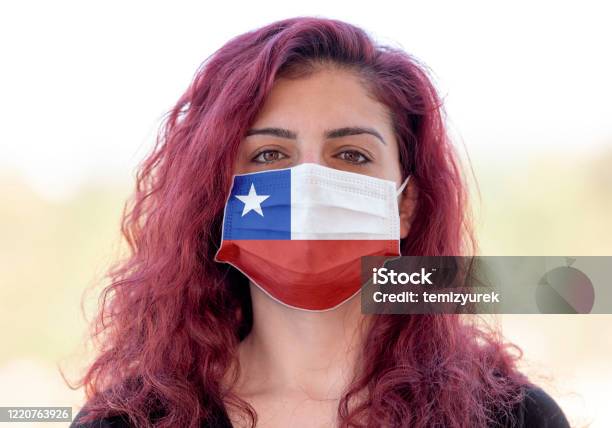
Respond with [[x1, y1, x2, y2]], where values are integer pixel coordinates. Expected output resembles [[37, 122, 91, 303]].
[[70, 405, 233, 428], [70, 408, 132, 428], [513, 385, 570, 428]]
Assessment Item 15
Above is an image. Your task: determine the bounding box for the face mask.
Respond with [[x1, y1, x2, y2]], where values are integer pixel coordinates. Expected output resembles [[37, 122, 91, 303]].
[[214, 163, 410, 311]]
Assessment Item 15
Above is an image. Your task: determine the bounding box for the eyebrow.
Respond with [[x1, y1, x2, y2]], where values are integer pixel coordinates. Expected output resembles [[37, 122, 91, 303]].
[[245, 126, 387, 145]]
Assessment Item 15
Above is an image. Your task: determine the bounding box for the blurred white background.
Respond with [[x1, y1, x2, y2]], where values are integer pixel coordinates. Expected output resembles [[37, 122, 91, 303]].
[[1, 1, 610, 427]]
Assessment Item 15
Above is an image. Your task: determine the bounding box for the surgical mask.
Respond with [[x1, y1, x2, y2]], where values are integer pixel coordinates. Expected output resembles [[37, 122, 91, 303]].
[[214, 162, 410, 311]]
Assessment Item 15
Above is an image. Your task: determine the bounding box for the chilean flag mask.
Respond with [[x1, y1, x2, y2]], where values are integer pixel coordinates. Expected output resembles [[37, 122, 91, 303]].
[[214, 163, 409, 311]]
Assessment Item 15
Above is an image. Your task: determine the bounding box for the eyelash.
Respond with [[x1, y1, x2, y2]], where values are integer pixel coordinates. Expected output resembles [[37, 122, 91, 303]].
[[336, 150, 371, 165], [251, 149, 288, 164], [251, 149, 372, 165]]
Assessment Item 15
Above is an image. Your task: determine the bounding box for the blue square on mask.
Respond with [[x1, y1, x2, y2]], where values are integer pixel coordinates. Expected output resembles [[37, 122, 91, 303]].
[[222, 168, 291, 240]]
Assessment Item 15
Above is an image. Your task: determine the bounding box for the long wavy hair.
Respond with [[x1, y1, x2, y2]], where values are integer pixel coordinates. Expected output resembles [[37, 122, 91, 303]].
[[70, 16, 529, 428]]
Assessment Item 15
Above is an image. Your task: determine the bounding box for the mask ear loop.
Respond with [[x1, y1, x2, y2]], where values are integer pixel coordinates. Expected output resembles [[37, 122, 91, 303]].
[[396, 175, 411, 197], [392, 174, 411, 258]]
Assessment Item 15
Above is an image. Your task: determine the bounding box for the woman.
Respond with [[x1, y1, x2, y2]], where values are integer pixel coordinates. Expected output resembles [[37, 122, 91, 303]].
[[70, 16, 570, 427]]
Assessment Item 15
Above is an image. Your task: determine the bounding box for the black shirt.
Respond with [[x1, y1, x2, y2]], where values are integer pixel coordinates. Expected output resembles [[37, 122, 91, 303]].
[[70, 385, 570, 428]]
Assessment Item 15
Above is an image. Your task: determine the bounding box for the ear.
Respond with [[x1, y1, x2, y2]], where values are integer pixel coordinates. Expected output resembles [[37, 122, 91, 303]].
[[399, 178, 418, 239]]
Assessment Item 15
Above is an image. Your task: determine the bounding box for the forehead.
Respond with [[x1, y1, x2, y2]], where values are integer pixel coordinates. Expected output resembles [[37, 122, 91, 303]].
[[251, 66, 393, 131]]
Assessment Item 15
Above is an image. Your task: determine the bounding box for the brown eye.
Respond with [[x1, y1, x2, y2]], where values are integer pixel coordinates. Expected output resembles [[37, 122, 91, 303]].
[[337, 150, 370, 164], [252, 150, 288, 164]]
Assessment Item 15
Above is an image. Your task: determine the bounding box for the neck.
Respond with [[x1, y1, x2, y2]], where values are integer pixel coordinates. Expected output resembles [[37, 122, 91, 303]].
[[234, 281, 370, 400]]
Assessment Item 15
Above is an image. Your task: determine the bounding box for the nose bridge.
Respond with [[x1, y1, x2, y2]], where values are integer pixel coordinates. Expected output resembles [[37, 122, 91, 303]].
[[296, 133, 325, 165], [300, 151, 322, 164]]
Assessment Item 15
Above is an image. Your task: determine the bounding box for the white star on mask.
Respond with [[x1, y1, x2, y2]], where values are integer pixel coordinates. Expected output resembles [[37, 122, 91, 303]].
[[235, 183, 270, 217]]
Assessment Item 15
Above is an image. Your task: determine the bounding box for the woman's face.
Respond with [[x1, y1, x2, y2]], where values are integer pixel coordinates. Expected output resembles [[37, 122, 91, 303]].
[[235, 66, 403, 184], [234, 65, 413, 238]]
